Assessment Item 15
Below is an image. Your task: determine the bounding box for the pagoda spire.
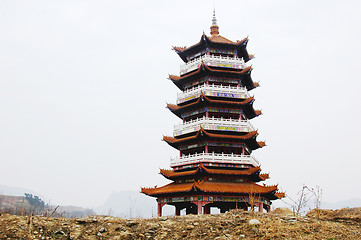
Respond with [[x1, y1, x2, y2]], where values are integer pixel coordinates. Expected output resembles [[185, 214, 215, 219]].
[[212, 8, 217, 25], [210, 8, 219, 36]]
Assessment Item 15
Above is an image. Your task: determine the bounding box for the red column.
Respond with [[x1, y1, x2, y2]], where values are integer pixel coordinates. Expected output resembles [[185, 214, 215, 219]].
[[158, 202, 165, 217], [204, 205, 210, 214], [205, 145, 209, 153], [197, 202, 203, 215], [206, 111, 209, 118], [259, 202, 263, 213], [241, 147, 245, 155], [183, 118, 185, 123], [175, 207, 181, 216], [180, 151, 182, 157]]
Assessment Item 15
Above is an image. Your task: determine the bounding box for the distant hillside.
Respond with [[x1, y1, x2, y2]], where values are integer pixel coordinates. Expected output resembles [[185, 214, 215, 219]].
[[94, 190, 180, 218], [56, 205, 95, 218], [0, 195, 95, 218], [322, 198, 361, 209], [0, 195, 32, 213], [0, 185, 41, 197], [95, 190, 158, 218]]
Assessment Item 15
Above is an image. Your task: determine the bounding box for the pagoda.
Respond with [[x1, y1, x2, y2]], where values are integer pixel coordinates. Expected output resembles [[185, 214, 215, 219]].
[[141, 11, 284, 216]]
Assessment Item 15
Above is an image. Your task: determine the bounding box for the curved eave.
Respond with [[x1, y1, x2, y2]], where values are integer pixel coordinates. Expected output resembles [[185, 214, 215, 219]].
[[160, 165, 262, 180], [170, 62, 252, 80], [160, 168, 198, 179], [169, 63, 256, 91], [141, 183, 194, 196], [275, 192, 286, 199], [258, 141, 266, 148], [259, 173, 270, 181], [141, 181, 279, 197], [167, 94, 260, 120], [163, 129, 264, 151], [180, 62, 252, 78], [167, 93, 254, 112], [255, 110, 262, 116], [173, 46, 187, 52], [163, 128, 258, 145]]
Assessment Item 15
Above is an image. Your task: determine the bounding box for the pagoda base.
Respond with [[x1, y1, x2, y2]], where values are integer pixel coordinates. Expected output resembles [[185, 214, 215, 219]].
[[156, 196, 271, 217]]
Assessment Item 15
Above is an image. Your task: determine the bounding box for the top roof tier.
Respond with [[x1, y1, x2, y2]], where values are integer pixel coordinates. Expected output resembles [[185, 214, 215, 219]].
[[173, 12, 251, 63]]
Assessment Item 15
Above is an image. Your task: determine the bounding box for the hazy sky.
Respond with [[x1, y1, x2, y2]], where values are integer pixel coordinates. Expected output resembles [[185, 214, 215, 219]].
[[1, 0, 360, 208]]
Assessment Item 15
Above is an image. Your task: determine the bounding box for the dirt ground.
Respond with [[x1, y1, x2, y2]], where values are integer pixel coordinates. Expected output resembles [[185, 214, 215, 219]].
[[0, 208, 360, 239]]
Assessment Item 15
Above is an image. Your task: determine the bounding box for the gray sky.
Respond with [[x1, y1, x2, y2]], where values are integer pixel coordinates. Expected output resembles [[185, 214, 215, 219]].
[[1, 0, 360, 208]]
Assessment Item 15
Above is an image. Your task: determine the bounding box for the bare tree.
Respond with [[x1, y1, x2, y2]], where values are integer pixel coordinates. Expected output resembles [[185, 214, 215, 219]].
[[283, 184, 323, 215], [308, 185, 322, 218]]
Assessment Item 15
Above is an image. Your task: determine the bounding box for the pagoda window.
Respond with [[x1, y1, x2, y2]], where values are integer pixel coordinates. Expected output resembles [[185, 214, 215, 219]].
[[235, 179, 244, 183], [209, 48, 235, 57], [208, 77, 240, 86], [207, 177, 245, 183]]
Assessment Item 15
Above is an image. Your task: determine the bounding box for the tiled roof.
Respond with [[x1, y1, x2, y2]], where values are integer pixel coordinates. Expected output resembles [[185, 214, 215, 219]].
[[160, 164, 262, 178], [208, 35, 236, 44], [141, 180, 278, 196], [169, 62, 252, 81], [166, 93, 254, 112], [163, 128, 258, 145], [172, 35, 248, 54]]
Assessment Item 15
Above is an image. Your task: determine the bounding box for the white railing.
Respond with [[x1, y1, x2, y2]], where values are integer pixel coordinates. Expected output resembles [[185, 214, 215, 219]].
[[176, 83, 249, 104], [180, 54, 246, 75], [170, 152, 259, 167], [173, 116, 255, 136]]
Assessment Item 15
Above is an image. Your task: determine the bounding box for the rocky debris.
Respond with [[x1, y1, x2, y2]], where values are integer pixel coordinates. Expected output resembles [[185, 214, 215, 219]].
[[307, 207, 361, 224], [0, 208, 360, 239], [248, 219, 261, 225], [272, 207, 294, 215]]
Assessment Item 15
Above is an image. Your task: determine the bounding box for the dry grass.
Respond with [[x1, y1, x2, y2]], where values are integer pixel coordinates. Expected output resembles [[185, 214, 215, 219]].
[[0, 208, 360, 239]]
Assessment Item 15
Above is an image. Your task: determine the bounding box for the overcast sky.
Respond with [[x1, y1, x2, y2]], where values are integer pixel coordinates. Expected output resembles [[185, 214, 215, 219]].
[[1, 0, 360, 208]]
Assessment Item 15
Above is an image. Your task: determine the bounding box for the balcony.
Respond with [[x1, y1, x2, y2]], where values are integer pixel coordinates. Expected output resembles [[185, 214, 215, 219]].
[[173, 116, 255, 136], [176, 83, 250, 104], [170, 152, 259, 168], [180, 54, 246, 75]]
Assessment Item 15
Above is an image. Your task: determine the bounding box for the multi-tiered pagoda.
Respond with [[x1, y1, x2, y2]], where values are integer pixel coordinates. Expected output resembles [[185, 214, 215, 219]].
[[142, 12, 284, 216]]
